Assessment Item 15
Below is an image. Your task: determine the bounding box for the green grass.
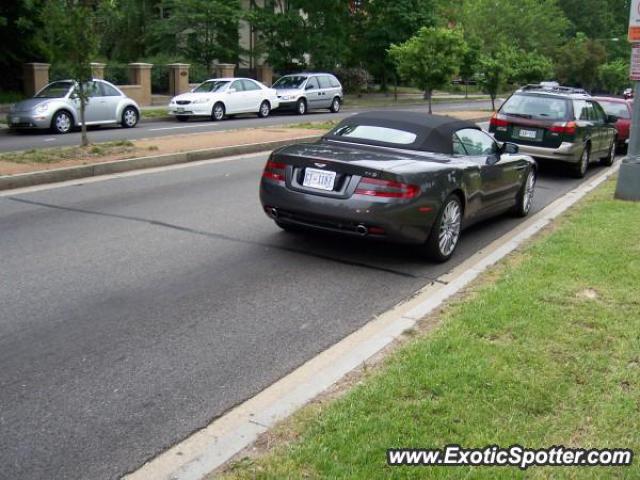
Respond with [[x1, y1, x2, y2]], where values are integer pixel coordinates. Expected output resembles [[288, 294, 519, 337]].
[[0, 140, 136, 166], [343, 95, 489, 109], [0, 91, 24, 104], [286, 120, 338, 131], [141, 108, 171, 120], [221, 178, 640, 480]]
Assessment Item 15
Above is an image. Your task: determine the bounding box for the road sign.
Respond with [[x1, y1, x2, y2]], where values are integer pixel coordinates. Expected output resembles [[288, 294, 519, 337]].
[[631, 45, 640, 80], [630, 0, 640, 41]]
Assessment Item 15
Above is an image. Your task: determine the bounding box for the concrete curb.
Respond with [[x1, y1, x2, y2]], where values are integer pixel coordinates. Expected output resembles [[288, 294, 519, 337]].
[[123, 161, 620, 480], [0, 135, 321, 191]]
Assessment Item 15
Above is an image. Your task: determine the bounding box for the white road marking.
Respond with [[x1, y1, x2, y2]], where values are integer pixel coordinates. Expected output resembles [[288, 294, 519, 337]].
[[43, 138, 56, 142], [147, 124, 221, 132]]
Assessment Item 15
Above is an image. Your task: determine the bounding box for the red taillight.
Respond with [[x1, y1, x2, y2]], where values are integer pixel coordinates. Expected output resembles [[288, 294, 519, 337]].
[[354, 177, 419, 199], [490, 112, 509, 129], [549, 121, 577, 136], [262, 160, 286, 183]]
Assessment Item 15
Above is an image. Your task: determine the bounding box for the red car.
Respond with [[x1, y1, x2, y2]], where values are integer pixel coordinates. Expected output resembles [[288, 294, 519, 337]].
[[593, 96, 633, 152]]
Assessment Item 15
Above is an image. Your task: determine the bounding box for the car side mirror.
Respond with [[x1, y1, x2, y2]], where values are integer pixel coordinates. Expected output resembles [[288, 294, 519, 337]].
[[606, 114, 618, 124], [500, 142, 519, 155]]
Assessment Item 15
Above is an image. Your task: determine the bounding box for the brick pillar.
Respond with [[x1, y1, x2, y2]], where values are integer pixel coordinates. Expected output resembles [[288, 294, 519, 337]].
[[90, 63, 106, 80], [168, 63, 190, 96], [128, 62, 153, 106], [256, 64, 274, 86], [215, 63, 236, 78], [23, 63, 50, 97]]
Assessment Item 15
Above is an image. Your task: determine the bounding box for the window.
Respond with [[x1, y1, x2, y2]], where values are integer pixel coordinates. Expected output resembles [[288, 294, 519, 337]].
[[35, 81, 73, 98], [230, 80, 244, 92], [318, 76, 332, 89], [502, 94, 570, 121], [597, 100, 631, 119], [453, 129, 498, 156], [99, 82, 120, 97], [574, 100, 592, 121], [329, 76, 341, 88], [273, 75, 307, 89], [332, 124, 417, 145], [306, 77, 320, 90], [193, 80, 229, 93], [241, 79, 261, 91], [590, 102, 606, 123]]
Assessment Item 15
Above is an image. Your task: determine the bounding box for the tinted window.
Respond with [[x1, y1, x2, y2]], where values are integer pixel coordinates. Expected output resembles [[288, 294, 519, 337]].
[[193, 80, 230, 93], [502, 94, 570, 121], [100, 82, 120, 97], [306, 77, 320, 90], [597, 100, 630, 119], [273, 75, 307, 89], [241, 79, 261, 91], [318, 76, 332, 89], [573, 100, 593, 121], [332, 125, 417, 145], [454, 129, 498, 156], [35, 81, 73, 98]]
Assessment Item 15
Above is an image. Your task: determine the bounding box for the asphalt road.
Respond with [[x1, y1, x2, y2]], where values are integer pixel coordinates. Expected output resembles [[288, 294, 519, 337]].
[[0, 99, 493, 153], [0, 142, 613, 479]]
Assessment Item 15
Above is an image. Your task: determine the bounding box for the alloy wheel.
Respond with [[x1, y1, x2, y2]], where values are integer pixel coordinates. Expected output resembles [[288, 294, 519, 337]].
[[55, 112, 72, 133], [438, 200, 462, 257], [213, 104, 225, 121], [123, 108, 137, 127]]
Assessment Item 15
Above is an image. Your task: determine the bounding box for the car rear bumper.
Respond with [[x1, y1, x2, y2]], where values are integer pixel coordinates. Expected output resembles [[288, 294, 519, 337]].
[[515, 142, 582, 164], [260, 180, 438, 244]]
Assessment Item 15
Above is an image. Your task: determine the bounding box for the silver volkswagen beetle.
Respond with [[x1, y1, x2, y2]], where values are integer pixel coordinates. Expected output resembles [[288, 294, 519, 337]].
[[7, 79, 140, 134]]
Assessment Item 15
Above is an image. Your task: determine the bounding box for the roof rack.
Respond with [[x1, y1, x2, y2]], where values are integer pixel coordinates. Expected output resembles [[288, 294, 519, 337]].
[[518, 84, 590, 96]]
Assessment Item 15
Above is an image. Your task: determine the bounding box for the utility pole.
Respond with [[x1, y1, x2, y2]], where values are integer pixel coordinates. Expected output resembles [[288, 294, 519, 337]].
[[616, 1, 640, 200]]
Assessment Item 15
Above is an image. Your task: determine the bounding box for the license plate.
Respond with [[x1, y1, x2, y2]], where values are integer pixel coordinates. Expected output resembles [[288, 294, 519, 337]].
[[303, 168, 336, 191], [177, 107, 185, 113], [518, 129, 537, 139]]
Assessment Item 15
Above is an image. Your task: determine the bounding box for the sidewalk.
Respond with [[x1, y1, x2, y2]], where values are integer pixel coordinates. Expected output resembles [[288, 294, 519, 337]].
[[216, 176, 640, 479]]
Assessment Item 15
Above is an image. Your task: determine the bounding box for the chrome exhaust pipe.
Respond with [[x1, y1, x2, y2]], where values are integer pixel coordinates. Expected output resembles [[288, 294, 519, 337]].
[[356, 224, 368, 236]]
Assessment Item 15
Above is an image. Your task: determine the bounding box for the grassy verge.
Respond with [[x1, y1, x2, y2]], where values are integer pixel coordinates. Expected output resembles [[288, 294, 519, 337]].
[[0, 140, 146, 165], [141, 108, 171, 120], [286, 120, 338, 131], [221, 178, 640, 480], [343, 95, 489, 110]]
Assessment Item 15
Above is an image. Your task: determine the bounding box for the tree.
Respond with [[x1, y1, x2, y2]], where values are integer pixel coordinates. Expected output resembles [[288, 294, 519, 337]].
[[598, 60, 629, 95], [40, 0, 100, 147], [510, 51, 554, 86], [458, 38, 481, 98], [555, 34, 607, 91], [461, 0, 569, 57], [389, 27, 466, 113], [355, 0, 438, 91], [477, 47, 515, 111], [150, 0, 241, 71]]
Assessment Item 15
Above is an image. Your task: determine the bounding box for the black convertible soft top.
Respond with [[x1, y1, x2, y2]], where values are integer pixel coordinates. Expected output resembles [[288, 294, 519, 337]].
[[325, 111, 481, 155]]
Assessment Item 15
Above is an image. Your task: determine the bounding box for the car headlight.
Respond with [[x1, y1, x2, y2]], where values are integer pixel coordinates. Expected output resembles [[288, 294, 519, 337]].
[[192, 98, 209, 104], [34, 103, 49, 114]]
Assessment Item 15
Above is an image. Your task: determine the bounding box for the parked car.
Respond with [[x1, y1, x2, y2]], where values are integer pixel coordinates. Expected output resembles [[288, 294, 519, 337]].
[[272, 73, 343, 115], [7, 79, 140, 134], [624, 88, 633, 100], [489, 84, 617, 177], [260, 111, 537, 262], [592, 96, 632, 152], [167, 78, 279, 121]]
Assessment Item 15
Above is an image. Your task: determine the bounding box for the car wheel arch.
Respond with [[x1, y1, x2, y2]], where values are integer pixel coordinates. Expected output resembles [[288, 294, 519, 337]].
[[448, 189, 466, 215]]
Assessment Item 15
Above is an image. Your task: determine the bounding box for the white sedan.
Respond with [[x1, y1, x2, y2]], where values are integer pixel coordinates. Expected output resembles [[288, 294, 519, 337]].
[[168, 77, 280, 121]]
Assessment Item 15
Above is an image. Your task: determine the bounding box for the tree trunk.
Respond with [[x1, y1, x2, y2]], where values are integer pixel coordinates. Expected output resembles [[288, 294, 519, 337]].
[[465, 82, 468, 99], [491, 94, 496, 112], [426, 89, 432, 114], [80, 98, 88, 147]]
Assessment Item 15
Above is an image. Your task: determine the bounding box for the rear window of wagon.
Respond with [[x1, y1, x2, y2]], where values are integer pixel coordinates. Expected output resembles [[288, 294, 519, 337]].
[[501, 94, 572, 121]]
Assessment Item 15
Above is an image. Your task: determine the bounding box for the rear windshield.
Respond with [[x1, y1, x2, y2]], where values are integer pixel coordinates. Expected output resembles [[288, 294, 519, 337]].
[[501, 94, 571, 121], [596, 100, 631, 119], [193, 80, 229, 93], [331, 124, 417, 145], [273, 76, 307, 89]]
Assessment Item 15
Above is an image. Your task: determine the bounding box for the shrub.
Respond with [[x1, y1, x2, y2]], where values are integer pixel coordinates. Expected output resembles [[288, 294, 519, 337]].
[[333, 67, 370, 95]]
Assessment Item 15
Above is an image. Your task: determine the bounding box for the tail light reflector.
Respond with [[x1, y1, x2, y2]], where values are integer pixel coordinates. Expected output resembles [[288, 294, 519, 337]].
[[262, 160, 286, 183], [490, 112, 509, 129], [550, 121, 577, 136], [355, 177, 419, 199]]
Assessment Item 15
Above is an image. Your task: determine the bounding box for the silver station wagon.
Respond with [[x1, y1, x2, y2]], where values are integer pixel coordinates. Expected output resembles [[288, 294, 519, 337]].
[[7, 79, 140, 134], [273, 73, 343, 115]]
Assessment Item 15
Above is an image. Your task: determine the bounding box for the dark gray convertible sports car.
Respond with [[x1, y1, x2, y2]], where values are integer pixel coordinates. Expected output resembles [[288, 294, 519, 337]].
[[260, 111, 537, 261]]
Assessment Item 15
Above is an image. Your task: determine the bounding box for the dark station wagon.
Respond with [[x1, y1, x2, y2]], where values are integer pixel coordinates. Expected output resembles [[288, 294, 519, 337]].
[[490, 85, 617, 177]]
